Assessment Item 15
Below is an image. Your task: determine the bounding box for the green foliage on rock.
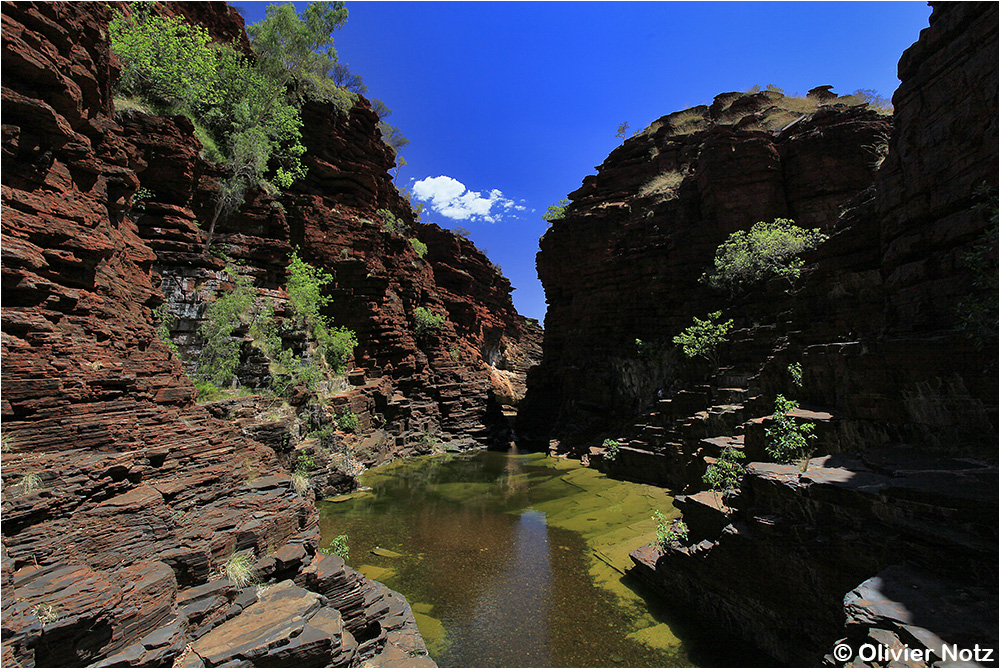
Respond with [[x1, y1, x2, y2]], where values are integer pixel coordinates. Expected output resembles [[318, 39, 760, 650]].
[[335, 410, 359, 433], [109, 8, 217, 109], [653, 510, 688, 549], [956, 186, 998, 349], [788, 362, 803, 388], [765, 395, 816, 465], [413, 307, 445, 337], [542, 198, 570, 223], [601, 438, 620, 461], [287, 249, 357, 374], [109, 3, 360, 251], [377, 208, 406, 234], [672, 311, 734, 367], [196, 264, 256, 387], [409, 237, 428, 258], [320, 534, 350, 560], [702, 446, 746, 502], [701, 218, 828, 294]]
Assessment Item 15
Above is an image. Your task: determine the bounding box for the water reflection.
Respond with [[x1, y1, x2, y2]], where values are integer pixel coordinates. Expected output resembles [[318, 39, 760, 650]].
[[318, 451, 775, 668], [448, 509, 553, 667]]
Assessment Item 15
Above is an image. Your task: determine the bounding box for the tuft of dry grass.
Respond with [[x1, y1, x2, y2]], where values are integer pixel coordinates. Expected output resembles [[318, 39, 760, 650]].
[[665, 108, 708, 136], [639, 169, 689, 199], [224, 549, 259, 588], [113, 95, 153, 119]]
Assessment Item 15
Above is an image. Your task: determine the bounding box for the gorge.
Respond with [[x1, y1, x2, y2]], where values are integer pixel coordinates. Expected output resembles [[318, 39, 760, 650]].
[[1, 1, 997, 668]]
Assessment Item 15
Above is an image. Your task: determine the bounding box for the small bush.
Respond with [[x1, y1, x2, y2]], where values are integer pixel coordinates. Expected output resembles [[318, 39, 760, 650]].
[[286, 250, 332, 330], [672, 311, 734, 367], [409, 237, 428, 258], [34, 604, 61, 626], [153, 303, 179, 355], [194, 380, 226, 402], [413, 307, 445, 337], [788, 362, 803, 388], [601, 438, 620, 461], [419, 431, 440, 449], [319, 326, 357, 374], [702, 446, 746, 504], [196, 263, 256, 387], [13, 472, 43, 496], [335, 410, 359, 433], [320, 534, 350, 561], [224, 549, 259, 588], [377, 208, 405, 234], [653, 510, 688, 549], [765, 395, 816, 465], [701, 218, 828, 295], [542, 199, 569, 223]]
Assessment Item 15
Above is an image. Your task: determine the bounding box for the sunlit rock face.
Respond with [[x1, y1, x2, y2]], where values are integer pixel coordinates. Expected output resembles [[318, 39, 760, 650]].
[[0, 1, 540, 666]]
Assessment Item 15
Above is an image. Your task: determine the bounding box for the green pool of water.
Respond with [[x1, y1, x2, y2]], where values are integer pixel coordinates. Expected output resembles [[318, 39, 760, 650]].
[[318, 449, 773, 667]]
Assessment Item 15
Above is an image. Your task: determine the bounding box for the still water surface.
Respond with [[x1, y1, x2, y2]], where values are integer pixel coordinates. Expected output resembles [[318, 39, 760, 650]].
[[318, 450, 772, 667]]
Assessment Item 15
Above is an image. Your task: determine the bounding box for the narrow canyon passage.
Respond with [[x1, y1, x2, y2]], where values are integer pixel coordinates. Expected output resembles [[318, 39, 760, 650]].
[[318, 450, 775, 667]]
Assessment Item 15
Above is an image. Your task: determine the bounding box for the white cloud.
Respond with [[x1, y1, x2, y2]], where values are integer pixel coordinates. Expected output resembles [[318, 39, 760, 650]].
[[412, 176, 521, 223]]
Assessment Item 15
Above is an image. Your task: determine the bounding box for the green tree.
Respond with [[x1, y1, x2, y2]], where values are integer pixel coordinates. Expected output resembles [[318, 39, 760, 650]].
[[205, 1, 351, 251], [109, 7, 217, 109], [616, 121, 630, 139], [701, 218, 828, 295], [702, 446, 746, 506], [765, 395, 817, 466], [196, 264, 257, 388], [542, 198, 570, 223], [672, 311, 734, 367], [414, 307, 445, 337]]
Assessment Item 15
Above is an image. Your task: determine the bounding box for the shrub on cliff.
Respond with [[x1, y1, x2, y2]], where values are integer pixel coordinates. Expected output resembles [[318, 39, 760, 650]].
[[196, 264, 257, 387], [110, 6, 306, 197], [653, 510, 688, 549], [542, 199, 570, 224], [701, 218, 828, 295], [414, 307, 445, 337], [109, 3, 359, 252], [702, 446, 746, 505], [409, 237, 428, 258], [765, 395, 817, 468], [672, 311, 734, 368], [287, 250, 357, 373]]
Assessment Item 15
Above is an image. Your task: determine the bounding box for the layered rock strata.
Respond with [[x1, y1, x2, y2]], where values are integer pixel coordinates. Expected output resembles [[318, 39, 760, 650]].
[[521, 1, 997, 665], [0, 0, 537, 665]]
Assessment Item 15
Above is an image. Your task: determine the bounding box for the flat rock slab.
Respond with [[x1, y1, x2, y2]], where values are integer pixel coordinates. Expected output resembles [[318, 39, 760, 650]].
[[190, 580, 334, 666], [844, 564, 998, 659]]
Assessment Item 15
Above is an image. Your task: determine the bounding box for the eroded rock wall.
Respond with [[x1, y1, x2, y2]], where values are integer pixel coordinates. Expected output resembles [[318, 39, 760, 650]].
[[518, 89, 890, 450], [522, 2, 996, 665], [0, 1, 538, 665]]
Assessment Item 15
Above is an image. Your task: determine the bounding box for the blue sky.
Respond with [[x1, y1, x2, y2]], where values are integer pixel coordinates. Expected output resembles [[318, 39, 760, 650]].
[[233, 1, 933, 323]]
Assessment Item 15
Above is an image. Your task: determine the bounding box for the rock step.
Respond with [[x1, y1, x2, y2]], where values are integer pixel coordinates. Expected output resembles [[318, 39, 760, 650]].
[[713, 387, 750, 404], [699, 434, 745, 458]]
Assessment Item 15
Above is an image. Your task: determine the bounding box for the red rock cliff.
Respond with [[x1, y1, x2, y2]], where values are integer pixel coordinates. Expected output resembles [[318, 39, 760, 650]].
[[1, 1, 539, 665]]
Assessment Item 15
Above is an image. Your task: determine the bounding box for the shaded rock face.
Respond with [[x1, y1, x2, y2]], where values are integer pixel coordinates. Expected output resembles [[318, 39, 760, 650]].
[[0, 1, 540, 665], [517, 2, 997, 667], [518, 88, 891, 450]]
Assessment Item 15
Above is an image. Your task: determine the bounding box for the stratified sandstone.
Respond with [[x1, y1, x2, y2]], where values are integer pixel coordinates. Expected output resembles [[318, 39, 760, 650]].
[[521, 1, 996, 666], [0, 1, 537, 666]]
